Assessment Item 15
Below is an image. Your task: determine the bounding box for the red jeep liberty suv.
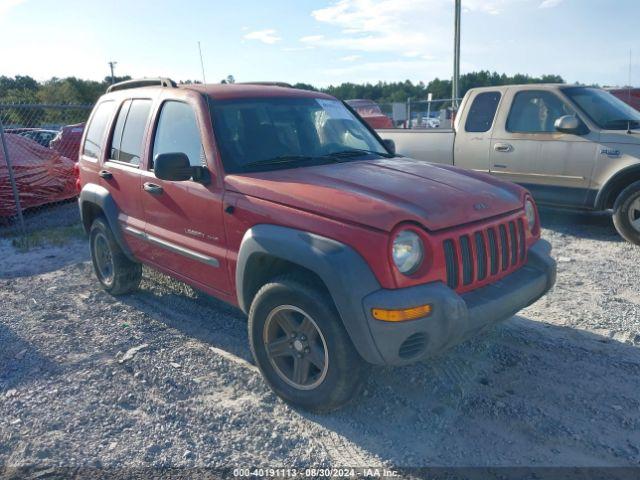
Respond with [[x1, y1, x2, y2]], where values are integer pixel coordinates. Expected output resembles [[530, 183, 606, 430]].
[[78, 78, 556, 412]]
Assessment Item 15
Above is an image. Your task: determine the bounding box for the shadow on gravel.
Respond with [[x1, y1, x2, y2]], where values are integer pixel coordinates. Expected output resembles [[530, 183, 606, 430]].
[[539, 207, 622, 243], [297, 316, 640, 466], [117, 270, 252, 362], [0, 324, 60, 391]]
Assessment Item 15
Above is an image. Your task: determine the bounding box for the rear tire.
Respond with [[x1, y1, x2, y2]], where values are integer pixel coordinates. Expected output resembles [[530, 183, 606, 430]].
[[89, 217, 141, 295], [248, 276, 367, 413], [612, 180, 640, 245]]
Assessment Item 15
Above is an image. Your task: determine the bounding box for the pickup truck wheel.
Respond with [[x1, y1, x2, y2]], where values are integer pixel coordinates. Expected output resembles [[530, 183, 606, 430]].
[[613, 180, 640, 245], [248, 277, 367, 412], [89, 218, 142, 295]]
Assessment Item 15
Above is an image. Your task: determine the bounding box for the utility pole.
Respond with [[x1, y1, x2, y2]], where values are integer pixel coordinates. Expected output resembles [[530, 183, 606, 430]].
[[452, 0, 461, 110], [108, 61, 117, 84], [198, 42, 206, 84]]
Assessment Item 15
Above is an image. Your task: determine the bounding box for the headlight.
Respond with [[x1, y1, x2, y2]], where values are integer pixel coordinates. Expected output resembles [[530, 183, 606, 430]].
[[525, 198, 537, 232], [392, 230, 424, 275]]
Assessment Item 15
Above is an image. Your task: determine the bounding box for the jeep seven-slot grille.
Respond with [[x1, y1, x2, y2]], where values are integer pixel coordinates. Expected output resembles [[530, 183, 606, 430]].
[[443, 218, 527, 291]]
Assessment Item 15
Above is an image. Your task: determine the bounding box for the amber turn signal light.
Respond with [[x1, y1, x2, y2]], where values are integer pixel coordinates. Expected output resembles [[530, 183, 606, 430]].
[[371, 304, 432, 322]]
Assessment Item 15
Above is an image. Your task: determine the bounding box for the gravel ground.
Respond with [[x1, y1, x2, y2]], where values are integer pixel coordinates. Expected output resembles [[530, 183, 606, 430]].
[[1, 205, 639, 470]]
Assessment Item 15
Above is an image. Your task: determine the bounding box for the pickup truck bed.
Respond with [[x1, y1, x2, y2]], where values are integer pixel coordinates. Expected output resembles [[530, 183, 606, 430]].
[[377, 129, 454, 165]]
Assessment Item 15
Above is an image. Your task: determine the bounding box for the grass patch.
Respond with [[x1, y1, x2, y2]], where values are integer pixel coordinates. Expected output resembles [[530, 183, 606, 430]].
[[11, 224, 85, 252]]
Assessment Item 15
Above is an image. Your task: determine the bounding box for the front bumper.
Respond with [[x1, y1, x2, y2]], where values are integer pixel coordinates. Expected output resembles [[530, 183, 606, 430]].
[[361, 239, 556, 365]]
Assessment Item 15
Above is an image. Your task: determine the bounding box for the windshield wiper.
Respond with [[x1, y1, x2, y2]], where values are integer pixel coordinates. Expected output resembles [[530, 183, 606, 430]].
[[323, 148, 394, 159], [243, 154, 339, 169]]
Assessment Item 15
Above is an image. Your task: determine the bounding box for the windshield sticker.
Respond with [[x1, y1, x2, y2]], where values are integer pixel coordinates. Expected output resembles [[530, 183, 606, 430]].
[[316, 99, 353, 120]]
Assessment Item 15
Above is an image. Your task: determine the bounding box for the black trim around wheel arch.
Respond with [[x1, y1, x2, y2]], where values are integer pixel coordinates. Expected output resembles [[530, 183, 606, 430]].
[[595, 165, 640, 210], [78, 183, 136, 262], [236, 225, 386, 364]]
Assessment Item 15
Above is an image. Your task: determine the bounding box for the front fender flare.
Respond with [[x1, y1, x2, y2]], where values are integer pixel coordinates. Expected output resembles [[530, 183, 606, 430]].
[[236, 224, 385, 364]]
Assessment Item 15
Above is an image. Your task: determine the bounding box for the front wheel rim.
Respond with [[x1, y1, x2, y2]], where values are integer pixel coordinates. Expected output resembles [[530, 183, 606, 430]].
[[263, 305, 329, 390], [628, 196, 640, 233], [93, 232, 114, 285]]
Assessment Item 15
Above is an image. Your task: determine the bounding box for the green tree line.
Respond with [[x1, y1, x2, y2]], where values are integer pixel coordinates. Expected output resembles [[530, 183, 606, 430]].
[[295, 71, 565, 103], [0, 71, 565, 126]]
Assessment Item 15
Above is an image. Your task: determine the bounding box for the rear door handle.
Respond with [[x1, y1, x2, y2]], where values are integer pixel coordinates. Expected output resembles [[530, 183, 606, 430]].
[[98, 170, 113, 179], [493, 164, 508, 169], [143, 182, 163, 195], [494, 143, 513, 153]]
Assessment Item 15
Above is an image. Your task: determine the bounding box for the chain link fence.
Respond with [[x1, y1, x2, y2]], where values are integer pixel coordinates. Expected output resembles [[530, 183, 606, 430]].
[[377, 98, 460, 130], [0, 104, 92, 248]]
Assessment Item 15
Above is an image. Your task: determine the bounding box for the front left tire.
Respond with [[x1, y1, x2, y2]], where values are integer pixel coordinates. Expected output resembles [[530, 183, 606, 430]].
[[248, 276, 368, 413], [613, 180, 640, 245]]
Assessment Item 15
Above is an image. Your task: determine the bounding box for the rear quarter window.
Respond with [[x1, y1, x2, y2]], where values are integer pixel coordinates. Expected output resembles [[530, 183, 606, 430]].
[[83, 101, 116, 159], [465, 92, 501, 133], [109, 99, 152, 166]]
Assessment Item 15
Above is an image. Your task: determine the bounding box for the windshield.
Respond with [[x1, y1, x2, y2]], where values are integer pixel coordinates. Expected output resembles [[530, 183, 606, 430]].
[[561, 87, 640, 130], [210, 97, 390, 173]]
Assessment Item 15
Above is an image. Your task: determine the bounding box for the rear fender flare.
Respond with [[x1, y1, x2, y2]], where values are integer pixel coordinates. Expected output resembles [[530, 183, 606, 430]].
[[79, 183, 135, 261]]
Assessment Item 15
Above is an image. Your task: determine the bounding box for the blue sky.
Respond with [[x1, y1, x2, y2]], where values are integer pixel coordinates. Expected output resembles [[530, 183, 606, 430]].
[[1, 0, 638, 88]]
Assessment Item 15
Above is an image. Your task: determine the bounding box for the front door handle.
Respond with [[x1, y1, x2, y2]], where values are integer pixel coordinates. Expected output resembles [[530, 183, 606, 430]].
[[143, 182, 163, 195], [494, 143, 513, 153], [98, 170, 113, 179], [493, 164, 508, 169]]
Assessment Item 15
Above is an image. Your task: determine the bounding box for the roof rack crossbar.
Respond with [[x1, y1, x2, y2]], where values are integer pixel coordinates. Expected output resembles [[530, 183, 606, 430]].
[[236, 81, 293, 88], [106, 77, 177, 93]]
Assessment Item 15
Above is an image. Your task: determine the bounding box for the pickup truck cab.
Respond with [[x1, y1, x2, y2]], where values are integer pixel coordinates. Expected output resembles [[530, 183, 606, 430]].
[[379, 84, 640, 244], [78, 78, 556, 412]]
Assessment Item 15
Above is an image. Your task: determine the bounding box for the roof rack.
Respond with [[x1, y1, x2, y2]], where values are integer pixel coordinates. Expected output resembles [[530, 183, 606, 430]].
[[106, 77, 177, 93], [236, 81, 293, 88]]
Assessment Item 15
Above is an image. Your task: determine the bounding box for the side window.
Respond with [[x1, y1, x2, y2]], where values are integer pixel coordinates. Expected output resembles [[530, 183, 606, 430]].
[[109, 99, 152, 166], [152, 101, 204, 169], [465, 92, 501, 132], [507, 91, 574, 133], [83, 101, 115, 159]]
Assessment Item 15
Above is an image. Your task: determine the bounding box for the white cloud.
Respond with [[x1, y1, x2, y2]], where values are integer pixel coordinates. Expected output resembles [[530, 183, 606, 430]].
[[300, 35, 325, 43], [243, 29, 281, 44], [340, 55, 361, 62], [539, 0, 563, 8], [282, 46, 314, 52], [306, 0, 539, 58], [0, 0, 25, 18]]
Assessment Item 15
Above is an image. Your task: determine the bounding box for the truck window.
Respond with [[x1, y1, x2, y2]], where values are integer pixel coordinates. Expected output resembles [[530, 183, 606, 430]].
[[82, 101, 115, 159], [507, 91, 573, 133], [109, 99, 152, 166], [465, 92, 501, 132], [152, 101, 204, 169]]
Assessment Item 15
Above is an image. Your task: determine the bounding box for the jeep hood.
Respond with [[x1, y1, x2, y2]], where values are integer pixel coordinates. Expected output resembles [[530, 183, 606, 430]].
[[224, 158, 525, 232]]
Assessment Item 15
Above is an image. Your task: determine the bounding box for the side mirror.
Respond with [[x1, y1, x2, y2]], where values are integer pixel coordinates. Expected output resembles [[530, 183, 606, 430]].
[[382, 139, 396, 155], [154, 153, 210, 184], [554, 115, 587, 135]]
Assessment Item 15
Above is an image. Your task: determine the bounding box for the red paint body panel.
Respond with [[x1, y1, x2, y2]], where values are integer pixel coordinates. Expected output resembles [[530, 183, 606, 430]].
[[224, 158, 524, 232]]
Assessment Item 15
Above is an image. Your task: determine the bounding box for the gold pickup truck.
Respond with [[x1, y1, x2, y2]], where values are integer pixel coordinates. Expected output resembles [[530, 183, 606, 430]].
[[378, 84, 640, 244]]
